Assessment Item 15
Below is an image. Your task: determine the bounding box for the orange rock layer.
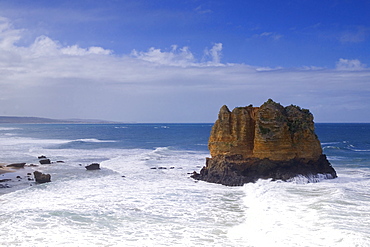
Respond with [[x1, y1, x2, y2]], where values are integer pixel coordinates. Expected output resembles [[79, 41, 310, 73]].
[[209, 99, 323, 161]]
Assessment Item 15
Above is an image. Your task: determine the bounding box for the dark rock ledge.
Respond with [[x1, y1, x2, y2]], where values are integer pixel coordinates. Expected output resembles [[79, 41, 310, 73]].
[[191, 154, 337, 186]]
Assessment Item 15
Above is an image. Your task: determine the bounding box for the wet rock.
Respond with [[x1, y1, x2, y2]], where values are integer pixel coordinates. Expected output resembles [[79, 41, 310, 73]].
[[7, 163, 26, 168], [85, 163, 100, 170], [0, 184, 11, 188], [33, 171, 51, 183], [0, 179, 11, 183], [38, 157, 51, 164]]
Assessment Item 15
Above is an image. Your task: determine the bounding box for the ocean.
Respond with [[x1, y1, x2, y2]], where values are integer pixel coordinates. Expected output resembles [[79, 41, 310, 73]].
[[0, 123, 369, 246]]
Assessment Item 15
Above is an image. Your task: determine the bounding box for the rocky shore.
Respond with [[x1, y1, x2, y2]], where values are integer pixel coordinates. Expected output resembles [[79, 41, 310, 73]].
[[192, 99, 337, 186], [0, 156, 104, 195], [0, 164, 38, 193], [0, 156, 56, 193]]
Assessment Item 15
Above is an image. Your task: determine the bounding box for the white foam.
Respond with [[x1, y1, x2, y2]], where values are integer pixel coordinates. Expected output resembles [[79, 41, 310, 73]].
[[228, 168, 370, 246], [0, 136, 70, 146], [0, 148, 246, 246], [288, 174, 335, 184], [321, 142, 341, 145], [323, 146, 341, 150], [0, 127, 21, 131], [154, 125, 170, 129], [74, 138, 116, 143]]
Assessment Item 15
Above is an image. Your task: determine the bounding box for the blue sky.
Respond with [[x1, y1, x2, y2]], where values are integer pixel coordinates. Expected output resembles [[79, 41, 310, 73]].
[[0, 0, 369, 122]]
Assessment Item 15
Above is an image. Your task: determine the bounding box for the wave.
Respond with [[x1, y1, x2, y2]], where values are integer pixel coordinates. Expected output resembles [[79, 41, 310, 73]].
[[327, 156, 345, 161], [323, 143, 370, 152], [287, 174, 336, 184], [350, 149, 370, 152], [323, 145, 341, 150], [321, 142, 341, 145], [0, 136, 70, 146], [154, 126, 170, 129], [73, 138, 116, 143], [229, 173, 370, 246], [0, 127, 21, 131]]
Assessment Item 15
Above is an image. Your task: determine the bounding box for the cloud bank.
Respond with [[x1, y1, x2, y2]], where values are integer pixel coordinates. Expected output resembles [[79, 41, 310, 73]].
[[0, 17, 369, 122]]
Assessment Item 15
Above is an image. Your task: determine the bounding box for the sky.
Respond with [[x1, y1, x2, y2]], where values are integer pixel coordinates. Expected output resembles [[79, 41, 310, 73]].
[[0, 0, 369, 123]]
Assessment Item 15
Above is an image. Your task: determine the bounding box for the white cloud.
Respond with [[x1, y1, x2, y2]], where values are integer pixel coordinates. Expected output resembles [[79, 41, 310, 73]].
[[132, 43, 224, 67], [29, 36, 60, 57], [0, 17, 22, 49], [203, 43, 223, 65], [131, 45, 195, 67], [0, 17, 370, 122], [253, 32, 283, 41], [339, 26, 369, 43], [336, 58, 366, 71], [194, 5, 213, 14], [61, 45, 112, 56], [28, 36, 113, 57]]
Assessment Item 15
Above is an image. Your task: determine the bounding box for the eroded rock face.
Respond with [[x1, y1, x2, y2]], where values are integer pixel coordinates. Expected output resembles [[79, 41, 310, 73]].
[[193, 99, 337, 185]]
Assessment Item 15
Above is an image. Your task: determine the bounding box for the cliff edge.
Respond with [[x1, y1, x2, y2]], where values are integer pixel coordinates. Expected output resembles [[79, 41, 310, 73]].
[[192, 99, 337, 186]]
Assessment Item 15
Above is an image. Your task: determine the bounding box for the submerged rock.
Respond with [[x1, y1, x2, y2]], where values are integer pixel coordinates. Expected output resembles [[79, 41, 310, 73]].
[[192, 99, 337, 186], [33, 171, 51, 183]]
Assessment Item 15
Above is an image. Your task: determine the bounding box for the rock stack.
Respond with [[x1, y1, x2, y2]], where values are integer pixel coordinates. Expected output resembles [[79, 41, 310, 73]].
[[191, 99, 337, 186]]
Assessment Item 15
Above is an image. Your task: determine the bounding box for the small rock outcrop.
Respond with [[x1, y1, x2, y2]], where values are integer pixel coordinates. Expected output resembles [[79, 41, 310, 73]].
[[33, 171, 51, 183], [38, 156, 51, 164], [85, 163, 100, 170], [6, 163, 26, 168], [192, 99, 337, 186]]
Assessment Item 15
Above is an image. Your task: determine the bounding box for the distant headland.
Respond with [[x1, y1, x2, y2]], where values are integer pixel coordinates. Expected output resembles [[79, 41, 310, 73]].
[[0, 116, 120, 124], [192, 99, 337, 186]]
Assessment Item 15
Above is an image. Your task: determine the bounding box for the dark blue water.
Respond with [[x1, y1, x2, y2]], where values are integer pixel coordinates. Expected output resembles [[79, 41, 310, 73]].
[[6, 123, 213, 151], [4, 123, 370, 169], [2, 122, 370, 175], [316, 123, 370, 168]]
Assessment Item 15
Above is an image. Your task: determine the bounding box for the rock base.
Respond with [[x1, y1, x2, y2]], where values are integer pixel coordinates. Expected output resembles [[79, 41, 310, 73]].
[[191, 154, 337, 186]]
